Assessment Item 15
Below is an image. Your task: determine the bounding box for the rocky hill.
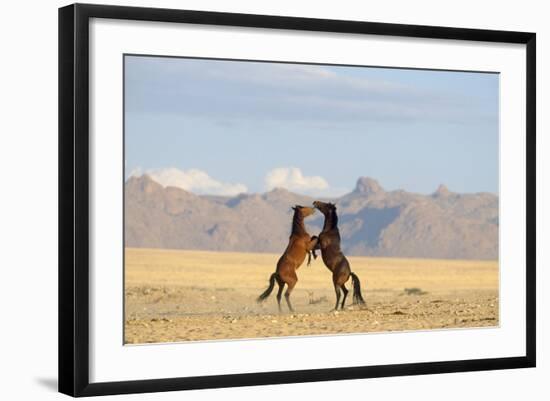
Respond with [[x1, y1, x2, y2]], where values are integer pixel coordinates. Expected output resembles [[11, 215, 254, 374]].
[[125, 175, 498, 260]]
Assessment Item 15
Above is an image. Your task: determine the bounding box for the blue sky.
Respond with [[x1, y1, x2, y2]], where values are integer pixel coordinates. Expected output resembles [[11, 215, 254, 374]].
[[125, 55, 499, 196]]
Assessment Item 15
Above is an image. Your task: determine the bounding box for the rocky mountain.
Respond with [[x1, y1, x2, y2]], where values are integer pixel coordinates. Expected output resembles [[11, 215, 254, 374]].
[[125, 175, 498, 260]]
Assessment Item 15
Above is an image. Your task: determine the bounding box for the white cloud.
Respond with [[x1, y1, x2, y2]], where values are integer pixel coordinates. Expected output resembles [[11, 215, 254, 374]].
[[265, 167, 329, 193], [129, 167, 247, 196]]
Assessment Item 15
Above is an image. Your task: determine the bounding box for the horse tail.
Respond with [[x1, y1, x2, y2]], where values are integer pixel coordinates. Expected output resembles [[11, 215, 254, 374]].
[[350, 272, 366, 305], [257, 272, 278, 303]]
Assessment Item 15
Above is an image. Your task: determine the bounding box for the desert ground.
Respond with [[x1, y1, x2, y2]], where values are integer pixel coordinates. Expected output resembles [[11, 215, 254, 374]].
[[124, 248, 499, 344]]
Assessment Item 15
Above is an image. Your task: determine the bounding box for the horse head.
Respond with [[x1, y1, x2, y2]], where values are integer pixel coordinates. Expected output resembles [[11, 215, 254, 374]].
[[312, 200, 336, 216], [292, 204, 316, 218]]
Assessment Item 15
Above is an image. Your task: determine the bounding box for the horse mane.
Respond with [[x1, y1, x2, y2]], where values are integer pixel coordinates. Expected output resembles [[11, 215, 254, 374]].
[[291, 208, 307, 235], [322, 205, 338, 232]]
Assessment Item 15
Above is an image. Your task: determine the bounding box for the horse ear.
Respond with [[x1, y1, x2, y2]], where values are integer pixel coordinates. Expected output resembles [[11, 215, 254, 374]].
[[291, 206, 296, 211]]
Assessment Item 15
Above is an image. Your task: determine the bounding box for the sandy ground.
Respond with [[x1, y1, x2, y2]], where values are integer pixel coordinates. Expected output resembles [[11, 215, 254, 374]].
[[124, 248, 499, 344]]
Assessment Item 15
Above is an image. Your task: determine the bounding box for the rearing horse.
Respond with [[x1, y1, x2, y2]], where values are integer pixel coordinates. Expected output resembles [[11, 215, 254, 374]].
[[313, 200, 366, 310], [257, 205, 318, 312]]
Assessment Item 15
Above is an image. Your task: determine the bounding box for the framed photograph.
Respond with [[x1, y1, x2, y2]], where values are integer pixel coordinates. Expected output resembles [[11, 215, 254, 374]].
[[58, 3, 536, 397]]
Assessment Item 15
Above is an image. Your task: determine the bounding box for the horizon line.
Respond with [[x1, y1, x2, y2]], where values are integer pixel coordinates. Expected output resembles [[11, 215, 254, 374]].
[[126, 173, 499, 198]]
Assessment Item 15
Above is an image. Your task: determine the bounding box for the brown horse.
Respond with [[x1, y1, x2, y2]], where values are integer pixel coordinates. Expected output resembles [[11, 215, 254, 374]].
[[313, 200, 365, 310], [257, 205, 318, 312]]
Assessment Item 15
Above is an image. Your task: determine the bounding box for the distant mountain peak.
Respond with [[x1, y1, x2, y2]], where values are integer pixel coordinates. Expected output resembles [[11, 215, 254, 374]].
[[262, 187, 313, 207], [267, 187, 291, 195], [126, 174, 163, 194], [433, 184, 451, 197], [354, 177, 384, 196]]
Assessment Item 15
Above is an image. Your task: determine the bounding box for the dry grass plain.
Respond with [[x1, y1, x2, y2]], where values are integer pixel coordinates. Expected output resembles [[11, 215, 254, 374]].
[[125, 248, 499, 344]]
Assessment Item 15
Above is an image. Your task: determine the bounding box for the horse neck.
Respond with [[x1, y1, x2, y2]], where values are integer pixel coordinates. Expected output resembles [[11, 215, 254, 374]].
[[291, 212, 307, 236], [322, 209, 338, 233]]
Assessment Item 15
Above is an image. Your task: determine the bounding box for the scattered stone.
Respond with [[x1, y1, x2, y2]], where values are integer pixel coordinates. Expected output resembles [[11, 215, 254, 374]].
[[404, 288, 428, 296]]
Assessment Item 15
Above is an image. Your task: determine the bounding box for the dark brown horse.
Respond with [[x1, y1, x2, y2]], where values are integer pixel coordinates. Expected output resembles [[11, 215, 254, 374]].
[[257, 205, 318, 312], [313, 200, 365, 310]]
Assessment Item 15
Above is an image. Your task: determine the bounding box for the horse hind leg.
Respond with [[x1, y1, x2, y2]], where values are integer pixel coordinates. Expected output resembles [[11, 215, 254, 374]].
[[276, 279, 285, 313], [334, 267, 350, 310], [340, 284, 349, 310], [333, 283, 341, 311], [284, 276, 297, 313]]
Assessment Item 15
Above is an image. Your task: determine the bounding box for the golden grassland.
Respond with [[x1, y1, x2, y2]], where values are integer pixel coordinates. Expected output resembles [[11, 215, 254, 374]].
[[124, 247, 499, 344]]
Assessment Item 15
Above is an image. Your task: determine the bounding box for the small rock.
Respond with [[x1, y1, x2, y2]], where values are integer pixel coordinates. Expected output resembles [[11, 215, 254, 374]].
[[271, 320, 278, 323]]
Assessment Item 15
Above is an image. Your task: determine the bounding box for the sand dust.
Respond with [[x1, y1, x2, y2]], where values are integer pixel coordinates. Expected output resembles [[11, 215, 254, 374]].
[[124, 248, 498, 344]]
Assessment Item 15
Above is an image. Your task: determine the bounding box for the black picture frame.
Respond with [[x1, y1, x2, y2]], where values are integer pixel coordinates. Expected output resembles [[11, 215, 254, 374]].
[[59, 3, 536, 397]]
